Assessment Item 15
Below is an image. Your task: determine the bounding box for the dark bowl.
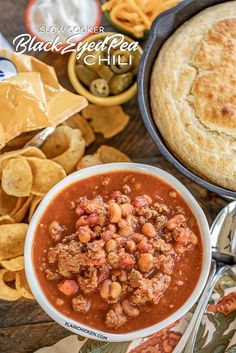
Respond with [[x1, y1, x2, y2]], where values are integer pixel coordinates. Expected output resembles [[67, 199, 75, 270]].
[[138, 0, 236, 199]]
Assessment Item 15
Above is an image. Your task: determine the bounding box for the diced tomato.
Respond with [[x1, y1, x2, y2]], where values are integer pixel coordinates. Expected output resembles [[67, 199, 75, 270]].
[[186, 243, 195, 251], [133, 196, 149, 208], [84, 202, 98, 214], [119, 254, 135, 269], [101, 230, 113, 241], [87, 213, 99, 227], [76, 216, 88, 229], [111, 191, 122, 200], [175, 227, 191, 245], [166, 214, 186, 230], [75, 206, 85, 217], [58, 280, 78, 296], [138, 240, 153, 253]]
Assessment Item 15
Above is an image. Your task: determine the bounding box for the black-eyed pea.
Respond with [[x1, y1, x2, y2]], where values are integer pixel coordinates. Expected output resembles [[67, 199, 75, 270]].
[[110, 282, 122, 299], [121, 203, 134, 217], [119, 226, 134, 237], [112, 233, 120, 239], [115, 236, 123, 247], [132, 233, 146, 243], [121, 299, 139, 317], [126, 215, 135, 226], [105, 239, 117, 252], [138, 253, 154, 272], [111, 274, 117, 281], [100, 279, 112, 300], [118, 271, 127, 282], [190, 232, 198, 245], [78, 226, 92, 243], [48, 220, 63, 241], [112, 303, 123, 313], [109, 202, 122, 223], [108, 224, 116, 233], [118, 219, 127, 228], [142, 222, 156, 238], [94, 225, 102, 233], [48, 221, 60, 236], [122, 184, 131, 194], [126, 240, 136, 253], [174, 243, 185, 254]]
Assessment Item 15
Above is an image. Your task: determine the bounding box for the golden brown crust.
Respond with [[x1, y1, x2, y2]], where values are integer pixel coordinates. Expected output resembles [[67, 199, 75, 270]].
[[150, 2, 236, 191]]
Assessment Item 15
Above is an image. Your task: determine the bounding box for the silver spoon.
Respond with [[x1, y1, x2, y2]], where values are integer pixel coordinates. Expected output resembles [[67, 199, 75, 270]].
[[173, 201, 236, 353], [211, 201, 236, 258]]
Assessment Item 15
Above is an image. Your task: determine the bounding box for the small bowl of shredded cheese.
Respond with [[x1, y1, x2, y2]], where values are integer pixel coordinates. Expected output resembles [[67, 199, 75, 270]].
[[102, 0, 181, 40], [25, 0, 102, 52]]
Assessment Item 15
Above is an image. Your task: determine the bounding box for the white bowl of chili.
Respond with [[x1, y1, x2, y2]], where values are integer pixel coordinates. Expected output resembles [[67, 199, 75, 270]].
[[25, 163, 211, 342]]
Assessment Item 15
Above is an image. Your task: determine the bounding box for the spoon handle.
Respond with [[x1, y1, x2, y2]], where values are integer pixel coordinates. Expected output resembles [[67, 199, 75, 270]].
[[181, 263, 230, 353], [171, 261, 216, 353]]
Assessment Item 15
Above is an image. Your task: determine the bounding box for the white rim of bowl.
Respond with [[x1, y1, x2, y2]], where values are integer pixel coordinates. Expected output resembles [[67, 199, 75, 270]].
[[25, 163, 211, 342]]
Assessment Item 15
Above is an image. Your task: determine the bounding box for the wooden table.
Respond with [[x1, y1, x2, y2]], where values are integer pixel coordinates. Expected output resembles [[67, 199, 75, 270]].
[[0, 1, 227, 352]]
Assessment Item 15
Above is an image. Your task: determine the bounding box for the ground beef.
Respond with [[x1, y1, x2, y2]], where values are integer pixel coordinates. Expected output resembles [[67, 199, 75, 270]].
[[72, 295, 91, 313], [105, 305, 127, 329], [152, 273, 171, 304], [129, 269, 143, 288], [45, 269, 62, 281], [77, 267, 98, 294], [131, 278, 154, 305], [58, 251, 83, 277]]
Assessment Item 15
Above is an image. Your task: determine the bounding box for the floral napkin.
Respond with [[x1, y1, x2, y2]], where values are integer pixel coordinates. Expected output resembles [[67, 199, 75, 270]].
[[35, 269, 236, 353]]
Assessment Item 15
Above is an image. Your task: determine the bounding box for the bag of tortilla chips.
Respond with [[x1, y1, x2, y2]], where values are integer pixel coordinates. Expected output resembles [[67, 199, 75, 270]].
[[0, 48, 87, 149]]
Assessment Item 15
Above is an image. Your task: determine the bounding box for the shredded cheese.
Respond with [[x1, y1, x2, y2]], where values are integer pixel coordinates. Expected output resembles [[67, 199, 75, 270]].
[[102, 0, 181, 38]]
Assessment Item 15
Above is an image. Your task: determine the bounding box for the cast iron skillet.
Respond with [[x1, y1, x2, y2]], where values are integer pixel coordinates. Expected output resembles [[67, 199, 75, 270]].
[[138, 0, 236, 199]]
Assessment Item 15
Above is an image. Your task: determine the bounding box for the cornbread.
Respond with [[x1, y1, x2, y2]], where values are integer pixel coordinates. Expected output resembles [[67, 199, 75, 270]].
[[151, 1, 236, 191]]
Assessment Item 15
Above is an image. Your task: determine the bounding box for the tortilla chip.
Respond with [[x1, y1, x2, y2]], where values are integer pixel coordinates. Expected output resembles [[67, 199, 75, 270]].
[[77, 154, 103, 170], [15, 270, 34, 299], [65, 113, 95, 146], [0, 147, 45, 179], [3, 271, 16, 282], [76, 146, 130, 170], [82, 104, 129, 138], [0, 256, 24, 271], [10, 197, 27, 216], [41, 126, 86, 174], [0, 215, 15, 225], [28, 195, 43, 221], [40, 125, 72, 159], [0, 223, 28, 260], [26, 157, 66, 196], [11, 195, 33, 223], [0, 146, 46, 167], [0, 159, 8, 179], [97, 145, 131, 163], [1, 156, 33, 197], [0, 188, 18, 216], [0, 269, 21, 301]]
